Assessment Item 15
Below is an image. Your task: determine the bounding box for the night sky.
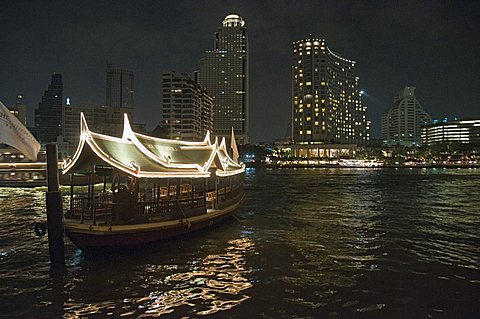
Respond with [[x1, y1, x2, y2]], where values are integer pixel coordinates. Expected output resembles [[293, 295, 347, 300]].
[[1, 1, 479, 143]]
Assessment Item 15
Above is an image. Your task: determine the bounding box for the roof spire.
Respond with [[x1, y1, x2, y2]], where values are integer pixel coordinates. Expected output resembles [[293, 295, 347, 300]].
[[230, 127, 239, 163], [122, 113, 133, 140], [204, 130, 211, 145]]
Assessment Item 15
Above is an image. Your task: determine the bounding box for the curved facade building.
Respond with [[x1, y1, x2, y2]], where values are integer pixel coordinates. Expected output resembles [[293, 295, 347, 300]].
[[292, 38, 368, 144]]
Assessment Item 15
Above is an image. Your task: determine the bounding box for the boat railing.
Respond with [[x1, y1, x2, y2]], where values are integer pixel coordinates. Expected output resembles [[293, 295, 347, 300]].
[[217, 184, 244, 208], [206, 183, 243, 209], [67, 193, 115, 225], [67, 192, 208, 223], [137, 195, 206, 217], [66, 181, 243, 224]]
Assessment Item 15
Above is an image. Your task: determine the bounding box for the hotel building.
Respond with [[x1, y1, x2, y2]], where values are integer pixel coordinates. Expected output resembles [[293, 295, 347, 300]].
[[381, 86, 432, 146], [197, 14, 249, 145], [162, 71, 213, 141], [291, 38, 368, 145]]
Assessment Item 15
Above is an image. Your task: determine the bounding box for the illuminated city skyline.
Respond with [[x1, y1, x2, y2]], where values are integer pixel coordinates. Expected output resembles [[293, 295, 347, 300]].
[[1, 1, 479, 143]]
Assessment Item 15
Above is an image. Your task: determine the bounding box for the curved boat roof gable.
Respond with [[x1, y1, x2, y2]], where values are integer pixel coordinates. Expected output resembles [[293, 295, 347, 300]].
[[62, 113, 244, 177]]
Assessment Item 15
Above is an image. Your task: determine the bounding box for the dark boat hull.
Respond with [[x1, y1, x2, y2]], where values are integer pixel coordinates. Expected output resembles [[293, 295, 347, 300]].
[[64, 195, 244, 251]]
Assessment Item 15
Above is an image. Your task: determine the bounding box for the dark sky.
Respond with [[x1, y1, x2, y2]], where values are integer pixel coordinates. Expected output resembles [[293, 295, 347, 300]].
[[1, 0, 479, 143]]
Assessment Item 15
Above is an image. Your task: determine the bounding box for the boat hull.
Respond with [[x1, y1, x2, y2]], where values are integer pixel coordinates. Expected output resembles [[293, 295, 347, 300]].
[[64, 195, 244, 251]]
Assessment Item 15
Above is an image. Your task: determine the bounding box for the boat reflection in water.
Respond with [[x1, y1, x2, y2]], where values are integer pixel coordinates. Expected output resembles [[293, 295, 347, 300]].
[[62, 237, 255, 317], [1, 168, 480, 318], [135, 238, 254, 316]]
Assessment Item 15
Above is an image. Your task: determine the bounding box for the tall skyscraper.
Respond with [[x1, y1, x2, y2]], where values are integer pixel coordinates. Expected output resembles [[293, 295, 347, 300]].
[[198, 14, 249, 145], [9, 94, 27, 125], [381, 86, 432, 146], [106, 64, 134, 108], [292, 38, 368, 144], [162, 71, 213, 141], [34, 73, 63, 143]]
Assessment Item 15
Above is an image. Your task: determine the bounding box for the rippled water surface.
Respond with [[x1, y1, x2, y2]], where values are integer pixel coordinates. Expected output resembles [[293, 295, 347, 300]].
[[1, 168, 480, 318]]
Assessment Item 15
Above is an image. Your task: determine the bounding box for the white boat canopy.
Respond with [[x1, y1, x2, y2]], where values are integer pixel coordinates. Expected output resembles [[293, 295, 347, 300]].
[[62, 113, 245, 178]]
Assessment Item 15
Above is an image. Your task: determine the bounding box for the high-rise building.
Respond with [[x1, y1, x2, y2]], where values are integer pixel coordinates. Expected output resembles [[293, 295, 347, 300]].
[[381, 86, 432, 146], [106, 64, 134, 108], [34, 73, 63, 143], [9, 94, 27, 125], [198, 14, 249, 145], [292, 38, 368, 144], [63, 104, 136, 154], [162, 71, 213, 141]]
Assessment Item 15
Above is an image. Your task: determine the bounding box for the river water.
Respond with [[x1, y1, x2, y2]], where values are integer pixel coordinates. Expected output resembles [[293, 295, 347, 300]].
[[0, 168, 479, 318]]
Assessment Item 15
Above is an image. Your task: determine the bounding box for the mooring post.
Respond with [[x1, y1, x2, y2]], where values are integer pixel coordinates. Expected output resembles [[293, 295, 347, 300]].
[[46, 144, 65, 267]]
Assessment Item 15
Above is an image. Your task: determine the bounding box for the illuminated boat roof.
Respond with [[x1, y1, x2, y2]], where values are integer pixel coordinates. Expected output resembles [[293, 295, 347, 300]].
[[62, 113, 244, 178]]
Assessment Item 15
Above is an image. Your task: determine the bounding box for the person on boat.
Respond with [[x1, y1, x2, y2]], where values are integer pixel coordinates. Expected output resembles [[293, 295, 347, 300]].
[[108, 174, 136, 222], [128, 176, 138, 193]]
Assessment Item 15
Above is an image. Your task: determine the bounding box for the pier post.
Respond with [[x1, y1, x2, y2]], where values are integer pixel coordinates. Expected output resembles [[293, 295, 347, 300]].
[[46, 144, 65, 267]]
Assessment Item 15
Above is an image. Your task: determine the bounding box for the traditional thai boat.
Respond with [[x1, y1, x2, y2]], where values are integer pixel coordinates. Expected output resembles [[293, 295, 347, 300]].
[[61, 114, 245, 251]]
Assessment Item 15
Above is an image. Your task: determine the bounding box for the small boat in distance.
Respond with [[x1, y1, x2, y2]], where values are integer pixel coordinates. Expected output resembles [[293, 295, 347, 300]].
[[0, 149, 47, 187], [62, 114, 245, 251], [0, 148, 99, 187]]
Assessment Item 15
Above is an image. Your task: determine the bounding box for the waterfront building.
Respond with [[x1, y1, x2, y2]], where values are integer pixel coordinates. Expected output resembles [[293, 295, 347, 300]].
[[421, 118, 480, 146], [9, 94, 27, 125], [106, 64, 134, 108], [197, 14, 249, 145], [381, 86, 432, 146], [291, 38, 368, 145], [63, 104, 134, 154], [34, 73, 63, 143], [290, 143, 356, 159], [161, 71, 213, 141]]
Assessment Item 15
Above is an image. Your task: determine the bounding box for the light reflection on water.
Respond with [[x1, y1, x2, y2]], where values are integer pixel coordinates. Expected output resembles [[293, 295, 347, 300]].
[[134, 238, 253, 317], [60, 237, 255, 318], [1, 168, 480, 318], [240, 168, 480, 318]]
